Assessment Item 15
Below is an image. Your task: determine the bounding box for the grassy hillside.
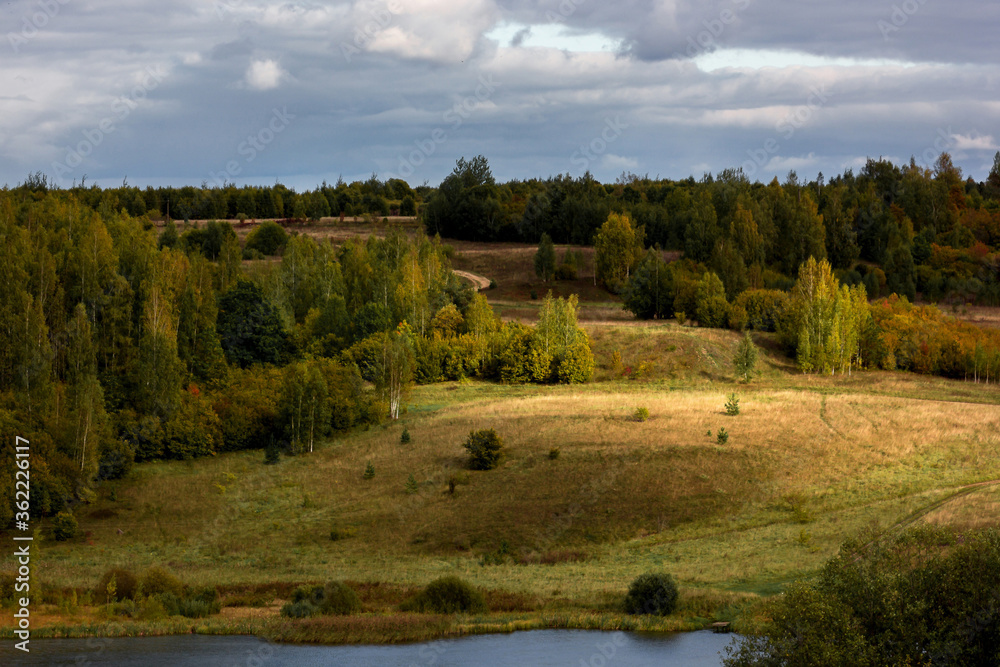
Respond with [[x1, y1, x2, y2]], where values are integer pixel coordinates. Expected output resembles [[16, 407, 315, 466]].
[[5, 227, 1000, 643], [8, 322, 1000, 642]]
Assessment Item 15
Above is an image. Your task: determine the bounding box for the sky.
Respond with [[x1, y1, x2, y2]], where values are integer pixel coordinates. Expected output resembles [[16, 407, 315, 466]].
[[2, 0, 999, 191]]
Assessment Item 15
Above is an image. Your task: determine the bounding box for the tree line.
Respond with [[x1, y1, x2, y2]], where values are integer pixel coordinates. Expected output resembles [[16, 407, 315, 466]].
[[17, 149, 1000, 309]]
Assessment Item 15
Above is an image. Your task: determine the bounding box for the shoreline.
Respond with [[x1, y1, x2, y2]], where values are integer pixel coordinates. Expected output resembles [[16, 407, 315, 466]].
[[0, 609, 723, 645]]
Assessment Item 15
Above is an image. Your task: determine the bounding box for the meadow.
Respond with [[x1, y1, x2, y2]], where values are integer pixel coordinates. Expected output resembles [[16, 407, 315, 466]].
[[7, 324, 1000, 641], [4, 227, 1000, 644]]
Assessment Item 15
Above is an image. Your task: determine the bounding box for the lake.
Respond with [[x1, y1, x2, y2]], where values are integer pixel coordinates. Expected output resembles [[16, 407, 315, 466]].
[[11, 629, 738, 666]]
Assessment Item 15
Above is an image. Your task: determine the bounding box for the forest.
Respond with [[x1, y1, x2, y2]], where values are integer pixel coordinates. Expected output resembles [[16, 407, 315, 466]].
[[3, 148, 1000, 538], [0, 185, 591, 529], [25, 150, 1000, 306]]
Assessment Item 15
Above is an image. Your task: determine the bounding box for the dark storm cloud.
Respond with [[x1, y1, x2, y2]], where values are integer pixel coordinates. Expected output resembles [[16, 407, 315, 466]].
[[0, 0, 997, 189]]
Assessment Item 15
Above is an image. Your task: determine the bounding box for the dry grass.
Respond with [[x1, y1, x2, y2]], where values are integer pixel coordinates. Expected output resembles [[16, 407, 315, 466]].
[[24, 356, 1000, 608]]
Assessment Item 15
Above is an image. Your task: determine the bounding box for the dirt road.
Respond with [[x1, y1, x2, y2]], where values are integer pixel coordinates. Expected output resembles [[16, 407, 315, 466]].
[[452, 269, 491, 290]]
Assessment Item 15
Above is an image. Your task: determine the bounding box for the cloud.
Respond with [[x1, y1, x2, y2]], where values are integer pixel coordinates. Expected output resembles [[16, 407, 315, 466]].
[[244, 59, 285, 90], [950, 133, 999, 152], [764, 153, 819, 173], [602, 154, 639, 171], [0, 0, 998, 188]]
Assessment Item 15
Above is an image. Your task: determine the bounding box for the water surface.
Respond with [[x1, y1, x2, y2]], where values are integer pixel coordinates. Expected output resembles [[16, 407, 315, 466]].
[[12, 629, 738, 666]]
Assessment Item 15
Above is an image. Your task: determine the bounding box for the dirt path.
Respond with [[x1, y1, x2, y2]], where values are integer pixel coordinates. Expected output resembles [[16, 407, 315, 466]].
[[890, 478, 1000, 533], [453, 269, 491, 290]]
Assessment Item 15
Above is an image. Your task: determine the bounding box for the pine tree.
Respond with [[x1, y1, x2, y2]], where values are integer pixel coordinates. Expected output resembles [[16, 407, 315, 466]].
[[733, 331, 759, 382], [534, 233, 556, 282]]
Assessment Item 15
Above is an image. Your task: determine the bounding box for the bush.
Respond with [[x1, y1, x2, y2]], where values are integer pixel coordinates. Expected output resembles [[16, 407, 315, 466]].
[[623, 572, 679, 616], [548, 448, 560, 460], [633, 407, 650, 422], [158, 590, 220, 618], [728, 304, 748, 331], [556, 334, 595, 384], [555, 263, 577, 280], [363, 461, 375, 479], [734, 289, 790, 332], [724, 526, 1000, 666], [281, 582, 360, 617], [319, 581, 362, 615], [52, 511, 78, 541], [140, 567, 184, 598], [401, 576, 487, 614], [464, 429, 504, 470], [400, 428, 411, 444], [405, 474, 419, 494], [244, 220, 288, 256], [95, 568, 139, 604], [695, 272, 730, 328], [717, 427, 729, 445], [725, 393, 740, 416], [281, 599, 319, 618], [96, 439, 135, 481]]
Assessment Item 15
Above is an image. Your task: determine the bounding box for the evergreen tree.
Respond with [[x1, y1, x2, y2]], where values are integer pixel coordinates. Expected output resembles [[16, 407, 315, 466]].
[[534, 233, 556, 282], [733, 331, 759, 382], [216, 279, 293, 368]]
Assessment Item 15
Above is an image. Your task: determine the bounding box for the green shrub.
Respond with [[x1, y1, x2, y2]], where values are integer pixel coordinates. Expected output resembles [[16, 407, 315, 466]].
[[401, 576, 487, 614], [405, 474, 419, 494], [733, 289, 790, 332], [493, 321, 552, 384], [95, 568, 139, 604], [727, 304, 749, 331], [162, 595, 219, 618], [695, 272, 731, 328], [717, 427, 729, 445], [363, 461, 375, 479], [633, 407, 650, 422], [725, 393, 740, 416], [96, 438, 134, 481], [319, 581, 362, 615], [555, 263, 577, 280], [140, 567, 184, 598], [111, 599, 141, 618], [188, 585, 219, 604], [244, 221, 288, 256], [292, 584, 325, 605], [623, 572, 679, 616], [281, 599, 319, 618], [400, 428, 411, 444], [264, 442, 281, 465], [52, 511, 78, 541], [464, 429, 504, 470], [556, 334, 595, 384]]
